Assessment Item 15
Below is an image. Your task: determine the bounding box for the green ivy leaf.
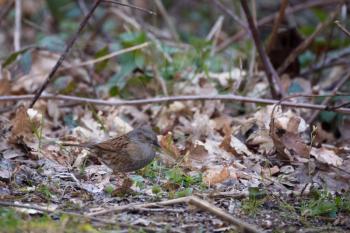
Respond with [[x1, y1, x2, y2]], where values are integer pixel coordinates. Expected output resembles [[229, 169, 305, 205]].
[[38, 35, 66, 52], [2, 47, 30, 68], [19, 51, 32, 74]]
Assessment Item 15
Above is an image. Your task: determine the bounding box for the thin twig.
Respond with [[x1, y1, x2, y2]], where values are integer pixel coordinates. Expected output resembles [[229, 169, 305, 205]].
[[88, 196, 262, 233], [277, 8, 340, 75], [154, 0, 180, 42], [188, 196, 261, 233], [307, 71, 350, 123], [14, 0, 22, 51], [335, 20, 350, 38], [266, 0, 289, 54], [206, 16, 225, 56], [0, 201, 165, 231], [301, 46, 350, 76], [202, 191, 249, 199], [327, 101, 350, 110], [212, 0, 248, 31], [0, 0, 14, 27], [152, 64, 168, 96], [0, 201, 114, 224], [102, 0, 155, 15], [216, 0, 344, 53], [29, 0, 103, 108], [269, 93, 350, 142], [240, 0, 285, 99], [1, 93, 350, 114], [77, 0, 113, 43], [88, 197, 189, 216], [245, 0, 257, 94], [206, 15, 224, 41], [111, 8, 140, 29], [109, 8, 173, 63], [62, 42, 150, 70]]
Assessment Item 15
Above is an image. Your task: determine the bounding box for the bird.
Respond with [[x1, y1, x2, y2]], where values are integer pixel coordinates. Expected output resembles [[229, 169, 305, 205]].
[[62, 125, 160, 172]]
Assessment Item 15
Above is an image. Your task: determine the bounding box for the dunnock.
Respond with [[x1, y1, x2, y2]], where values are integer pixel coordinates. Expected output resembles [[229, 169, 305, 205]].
[[63, 125, 160, 172]]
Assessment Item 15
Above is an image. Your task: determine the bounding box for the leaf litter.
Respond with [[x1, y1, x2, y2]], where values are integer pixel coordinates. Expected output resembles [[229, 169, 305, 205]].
[[1, 71, 349, 231], [0, 7, 350, 231]]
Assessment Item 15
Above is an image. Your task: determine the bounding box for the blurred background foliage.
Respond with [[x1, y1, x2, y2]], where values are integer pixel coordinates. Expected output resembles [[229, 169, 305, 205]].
[[0, 0, 350, 130]]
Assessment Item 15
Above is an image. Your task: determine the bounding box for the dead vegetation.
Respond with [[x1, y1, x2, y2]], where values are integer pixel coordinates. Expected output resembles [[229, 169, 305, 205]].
[[0, 0, 350, 232]]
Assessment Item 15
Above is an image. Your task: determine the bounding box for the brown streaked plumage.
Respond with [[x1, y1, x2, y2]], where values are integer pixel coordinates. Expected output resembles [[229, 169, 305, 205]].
[[63, 125, 159, 172]]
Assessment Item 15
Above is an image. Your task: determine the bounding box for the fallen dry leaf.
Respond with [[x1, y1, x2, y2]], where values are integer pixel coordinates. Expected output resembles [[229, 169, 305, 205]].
[[186, 141, 209, 169], [9, 106, 34, 145], [310, 147, 343, 167], [203, 165, 231, 185], [160, 132, 181, 159], [262, 165, 280, 177], [271, 112, 310, 162]]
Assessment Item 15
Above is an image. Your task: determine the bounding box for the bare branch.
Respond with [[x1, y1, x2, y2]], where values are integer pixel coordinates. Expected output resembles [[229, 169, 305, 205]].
[[266, 0, 289, 54], [335, 20, 350, 38], [102, 0, 155, 15], [240, 0, 285, 98], [29, 0, 103, 108], [307, 71, 350, 123], [1, 94, 350, 114], [277, 9, 340, 75], [216, 0, 344, 53], [88, 196, 262, 233]]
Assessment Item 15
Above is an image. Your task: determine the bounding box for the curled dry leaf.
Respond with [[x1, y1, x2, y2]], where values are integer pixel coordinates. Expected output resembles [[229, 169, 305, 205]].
[[238, 107, 275, 155], [41, 144, 75, 167], [203, 165, 231, 185], [246, 129, 275, 155], [271, 111, 310, 162], [220, 124, 253, 157], [310, 147, 343, 167], [185, 141, 209, 170], [9, 106, 35, 145], [212, 115, 234, 132], [105, 114, 132, 137], [191, 111, 215, 140], [159, 132, 181, 159], [72, 149, 89, 168], [72, 112, 105, 142], [262, 165, 280, 177]]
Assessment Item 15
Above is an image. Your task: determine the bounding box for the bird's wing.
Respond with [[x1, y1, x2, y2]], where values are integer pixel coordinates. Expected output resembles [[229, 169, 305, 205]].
[[90, 135, 129, 153]]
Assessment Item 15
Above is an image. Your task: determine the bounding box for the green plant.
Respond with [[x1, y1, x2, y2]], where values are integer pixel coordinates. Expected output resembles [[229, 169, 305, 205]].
[[299, 189, 350, 218], [36, 184, 52, 200], [138, 160, 162, 180], [131, 175, 146, 189], [175, 188, 193, 198], [241, 187, 267, 216], [152, 185, 161, 195], [165, 167, 202, 188], [0, 208, 20, 232], [30, 112, 45, 149], [104, 185, 114, 195]]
